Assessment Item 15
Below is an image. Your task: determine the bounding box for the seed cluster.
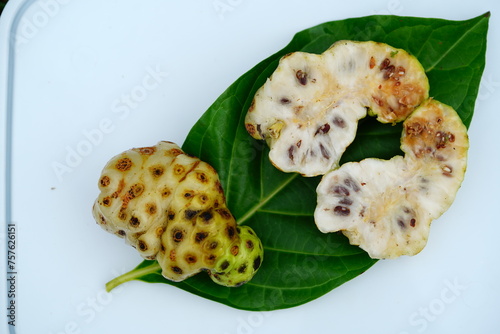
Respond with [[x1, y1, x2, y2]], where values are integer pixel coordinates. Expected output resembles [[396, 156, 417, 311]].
[[92, 141, 263, 287], [315, 99, 468, 259], [245, 40, 429, 176]]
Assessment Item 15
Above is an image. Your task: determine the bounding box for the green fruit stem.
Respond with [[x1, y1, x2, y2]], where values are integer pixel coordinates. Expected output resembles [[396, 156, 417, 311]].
[[105, 261, 161, 292]]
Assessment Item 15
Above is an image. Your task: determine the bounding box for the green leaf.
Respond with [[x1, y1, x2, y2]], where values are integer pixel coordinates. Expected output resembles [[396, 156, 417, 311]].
[[107, 13, 489, 311]]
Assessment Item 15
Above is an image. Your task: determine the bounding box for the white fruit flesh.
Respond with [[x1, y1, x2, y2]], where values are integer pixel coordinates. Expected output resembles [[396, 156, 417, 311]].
[[314, 99, 468, 259], [245, 40, 429, 176]]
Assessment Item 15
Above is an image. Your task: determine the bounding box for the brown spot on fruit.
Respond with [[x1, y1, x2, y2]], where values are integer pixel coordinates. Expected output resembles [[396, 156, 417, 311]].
[[217, 209, 232, 220], [169, 249, 176, 261], [246, 123, 256, 136], [196, 172, 208, 183], [199, 211, 213, 222], [155, 227, 164, 237], [246, 240, 254, 249], [172, 229, 184, 242], [150, 166, 164, 178], [296, 70, 308, 85], [172, 266, 183, 275], [220, 260, 230, 271], [129, 183, 145, 198], [185, 209, 200, 220], [238, 264, 247, 274], [146, 203, 157, 215], [138, 240, 147, 251], [195, 232, 208, 243], [231, 245, 239, 256], [102, 197, 111, 207], [410, 219, 416, 227], [226, 225, 236, 239], [161, 188, 171, 197], [134, 147, 156, 155], [173, 164, 185, 175], [129, 216, 140, 227], [185, 254, 197, 264], [116, 158, 132, 171], [280, 97, 291, 104], [100, 176, 110, 187]]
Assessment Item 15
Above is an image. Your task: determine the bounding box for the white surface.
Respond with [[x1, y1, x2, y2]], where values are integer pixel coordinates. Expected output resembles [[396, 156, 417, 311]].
[[1, 0, 499, 333]]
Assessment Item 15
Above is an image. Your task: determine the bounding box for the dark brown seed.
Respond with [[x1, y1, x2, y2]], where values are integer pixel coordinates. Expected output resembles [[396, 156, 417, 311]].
[[319, 144, 330, 159], [184, 191, 194, 198], [334, 206, 350, 216], [315, 123, 331, 135], [115, 158, 132, 171], [333, 185, 350, 196], [296, 70, 308, 85], [117, 230, 126, 236], [344, 178, 360, 192], [288, 145, 294, 161], [410, 219, 416, 227], [332, 116, 346, 128], [380, 58, 391, 70], [339, 197, 353, 206], [383, 65, 396, 79], [100, 176, 110, 187], [280, 97, 291, 104], [253, 256, 262, 270]]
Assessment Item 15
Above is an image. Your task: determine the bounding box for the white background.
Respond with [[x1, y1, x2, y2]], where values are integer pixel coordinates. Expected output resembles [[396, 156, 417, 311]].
[[1, 0, 499, 333]]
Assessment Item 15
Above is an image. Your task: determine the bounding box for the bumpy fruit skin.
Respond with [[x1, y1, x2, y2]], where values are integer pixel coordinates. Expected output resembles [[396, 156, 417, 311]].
[[92, 141, 263, 286], [245, 40, 429, 176], [314, 99, 468, 259]]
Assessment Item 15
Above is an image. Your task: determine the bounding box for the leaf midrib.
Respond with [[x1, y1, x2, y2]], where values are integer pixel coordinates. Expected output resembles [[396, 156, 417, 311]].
[[424, 16, 486, 72]]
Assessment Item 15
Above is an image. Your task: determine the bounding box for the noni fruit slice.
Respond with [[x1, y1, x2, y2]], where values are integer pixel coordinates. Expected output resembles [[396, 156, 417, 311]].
[[92, 141, 263, 286], [314, 99, 468, 259], [245, 40, 429, 176]]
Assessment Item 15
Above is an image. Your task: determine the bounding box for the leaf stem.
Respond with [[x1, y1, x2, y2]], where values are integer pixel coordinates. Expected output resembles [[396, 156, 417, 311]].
[[105, 261, 161, 292]]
